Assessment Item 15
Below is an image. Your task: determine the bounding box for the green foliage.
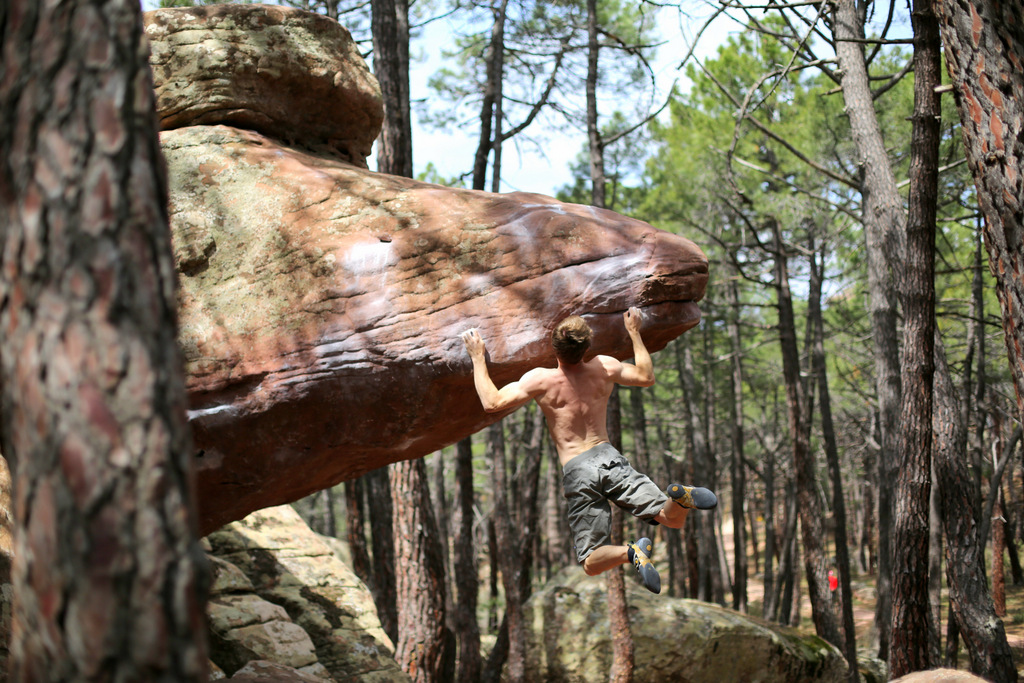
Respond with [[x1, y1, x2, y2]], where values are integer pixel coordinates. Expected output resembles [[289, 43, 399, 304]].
[[417, 162, 468, 188]]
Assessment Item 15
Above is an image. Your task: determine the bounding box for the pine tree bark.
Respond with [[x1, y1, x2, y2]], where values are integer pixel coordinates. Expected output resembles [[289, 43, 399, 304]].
[[832, 0, 904, 657], [472, 0, 508, 191], [391, 459, 454, 682], [726, 280, 749, 613], [344, 479, 373, 589], [487, 422, 528, 682], [935, 0, 1024, 429], [933, 336, 1018, 682], [454, 437, 482, 683], [604, 387, 634, 683], [0, 1, 209, 679], [366, 467, 398, 642], [371, 0, 412, 177], [770, 222, 841, 647], [809, 246, 859, 681], [585, 0, 606, 210], [889, 0, 941, 674]]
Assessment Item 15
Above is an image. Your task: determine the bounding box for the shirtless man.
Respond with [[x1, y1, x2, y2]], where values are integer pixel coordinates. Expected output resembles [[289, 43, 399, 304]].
[[461, 307, 716, 594]]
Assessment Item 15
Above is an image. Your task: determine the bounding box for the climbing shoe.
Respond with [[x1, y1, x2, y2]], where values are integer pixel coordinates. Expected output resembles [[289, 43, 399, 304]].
[[627, 537, 661, 594], [667, 483, 718, 510]]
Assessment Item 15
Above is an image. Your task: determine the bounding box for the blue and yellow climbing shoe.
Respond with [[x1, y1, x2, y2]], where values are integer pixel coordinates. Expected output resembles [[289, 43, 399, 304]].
[[627, 537, 661, 594], [667, 483, 718, 510]]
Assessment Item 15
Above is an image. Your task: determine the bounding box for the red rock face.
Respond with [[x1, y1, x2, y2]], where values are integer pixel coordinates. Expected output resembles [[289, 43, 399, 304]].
[[165, 126, 707, 532], [148, 5, 708, 533]]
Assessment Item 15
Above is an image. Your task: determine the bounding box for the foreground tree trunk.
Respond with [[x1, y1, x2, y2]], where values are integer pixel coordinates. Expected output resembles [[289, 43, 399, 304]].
[[0, 1, 209, 679], [932, 337, 1018, 682], [391, 459, 454, 682], [889, 0, 941, 674], [935, 0, 1024, 427]]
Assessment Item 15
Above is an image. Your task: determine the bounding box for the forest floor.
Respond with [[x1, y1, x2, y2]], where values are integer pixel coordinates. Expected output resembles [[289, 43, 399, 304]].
[[722, 521, 1024, 670], [742, 568, 1024, 670]]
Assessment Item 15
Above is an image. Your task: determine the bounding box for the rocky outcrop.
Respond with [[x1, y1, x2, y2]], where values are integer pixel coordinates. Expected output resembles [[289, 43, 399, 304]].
[[206, 505, 407, 682], [229, 660, 333, 682], [524, 569, 848, 682], [891, 672, 991, 683], [144, 5, 381, 167], [207, 555, 329, 680], [147, 5, 709, 533]]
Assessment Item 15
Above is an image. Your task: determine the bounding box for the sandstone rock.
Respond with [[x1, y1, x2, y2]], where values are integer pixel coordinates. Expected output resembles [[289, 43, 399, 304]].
[[524, 569, 848, 682], [207, 506, 408, 682], [207, 592, 324, 677], [229, 660, 331, 682], [144, 5, 382, 167], [162, 124, 708, 532], [890, 671, 991, 683]]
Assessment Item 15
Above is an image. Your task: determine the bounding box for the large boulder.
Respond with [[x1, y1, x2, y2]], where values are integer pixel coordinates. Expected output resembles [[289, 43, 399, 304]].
[[524, 569, 848, 683], [144, 5, 382, 167], [206, 506, 407, 683], [165, 124, 708, 532], [147, 6, 709, 533]]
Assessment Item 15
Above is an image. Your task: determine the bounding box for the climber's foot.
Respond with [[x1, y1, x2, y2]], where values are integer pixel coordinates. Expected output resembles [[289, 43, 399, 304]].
[[627, 537, 661, 594], [667, 483, 718, 510]]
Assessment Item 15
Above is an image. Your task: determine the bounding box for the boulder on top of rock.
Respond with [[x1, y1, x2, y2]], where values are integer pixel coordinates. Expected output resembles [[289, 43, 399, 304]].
[[144, 5, 382, 167], [145, 3, 709, 533]]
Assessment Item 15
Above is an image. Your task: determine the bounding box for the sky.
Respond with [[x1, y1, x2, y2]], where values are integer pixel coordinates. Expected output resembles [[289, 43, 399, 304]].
[[138, 1, 739, 198], [407, 4, 737, 197]]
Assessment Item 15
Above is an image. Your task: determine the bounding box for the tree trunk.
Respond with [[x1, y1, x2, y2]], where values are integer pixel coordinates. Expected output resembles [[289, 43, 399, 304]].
[[607, 506, 633, 683], [944, 606, 960, 669], [929, 462, 943, 664], [763, 439, 778, 619], [771, 221, 841, 647], [488, 0, 509, 193], [701, 323, 726, 605], [366, 467, 398, 642], [473, 0, 508, 191], [992, 418, 1007, 617], [585, 0, 606, 210], [935, 0, 1024, 429], [0, 1, 209, 679], [486, 421, 529, 682], [605, 385, 634, 683], [889, 0, 941, 673], [726, 280, 749, 613], [391, 459, 455, 683], [772, 480, 799, 625], [809, 246, 859, 681], [345, 479, 373, 589], [832, 0, 905, 658], [933, 336, 1018, 682], [371, 0, 412, 177], [454, 437, 482, 683]]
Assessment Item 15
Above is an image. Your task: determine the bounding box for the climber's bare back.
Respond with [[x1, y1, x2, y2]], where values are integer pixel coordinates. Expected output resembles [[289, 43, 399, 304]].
[[462, 307, 654, 467], [517, 355, 634, 466]]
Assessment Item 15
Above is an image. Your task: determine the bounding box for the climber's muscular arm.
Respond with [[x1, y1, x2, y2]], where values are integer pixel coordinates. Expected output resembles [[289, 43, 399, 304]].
[[609, 307, 655, 387], [462, 328, 544, 413]]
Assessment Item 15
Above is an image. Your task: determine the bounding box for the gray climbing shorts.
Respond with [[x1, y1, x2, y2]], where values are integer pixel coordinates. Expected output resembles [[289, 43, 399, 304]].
[[562, 442, 668, 564]]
